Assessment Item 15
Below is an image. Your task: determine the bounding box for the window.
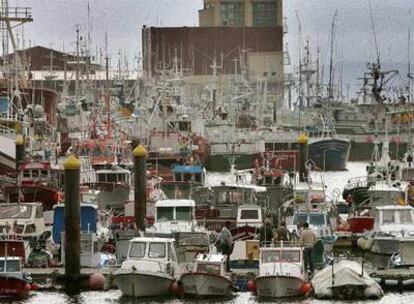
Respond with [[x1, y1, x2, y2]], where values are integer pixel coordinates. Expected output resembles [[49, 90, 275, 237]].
[[197, 263, 220, 275], [253, 2, 277, 26], [5, 260, 20, 272], [309, 214, 326, 226], [220, 2, 244, 26], [382, 210, 395, 224], [176, 207, 192, 221], [240, 209, 259, 220], [262, 250, 280, 263], [0, 205, 32, 219], [148, 243, 166, 258], [293, 214, 308, 225], [281, 250, 300, 262], [157, 207, 174, 221], [0, 261, 4, 272], [399, 210, 413, 224], [129, 242, 146, 258], [35, 206, 43, 218]]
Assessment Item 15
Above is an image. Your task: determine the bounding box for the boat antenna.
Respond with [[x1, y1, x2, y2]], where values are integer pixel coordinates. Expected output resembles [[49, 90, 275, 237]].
[[368, 0, 380, 66], [328, 10, 338, 100], [408, 10, 413, 102]]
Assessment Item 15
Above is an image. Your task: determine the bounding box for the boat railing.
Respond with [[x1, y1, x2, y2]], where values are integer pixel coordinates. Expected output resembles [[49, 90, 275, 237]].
[[0, 124, 16, 139], [344, 176, 370, 191], [260, 241, 303, 248]]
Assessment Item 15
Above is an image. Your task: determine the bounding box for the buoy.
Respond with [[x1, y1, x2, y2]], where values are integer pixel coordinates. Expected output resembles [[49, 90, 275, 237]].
[[300, 282, 312, 295], [31, 283, 39, 291], [169, 281, 183, 295], [88, 273, 106, 290], [357, 238, 366, 250], [247, 279, 256, 292], [25, 283, 31, 291]]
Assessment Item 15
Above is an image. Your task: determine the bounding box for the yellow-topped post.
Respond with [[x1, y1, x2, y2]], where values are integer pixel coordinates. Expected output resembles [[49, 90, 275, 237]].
[[298, 133, 308, 182], [63, 154, 81, 292], [133, 145, 148, 230], [15, 134, 25, 171]]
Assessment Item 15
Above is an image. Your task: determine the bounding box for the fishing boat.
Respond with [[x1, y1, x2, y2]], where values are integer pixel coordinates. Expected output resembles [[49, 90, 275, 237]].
[[0, 256, 32, 299], [358, 206, 414, 255], [115, 237, 178, 298], [179, 253, 237, 297], [252, 242, 311, 298], [307, 111, 351, 171]]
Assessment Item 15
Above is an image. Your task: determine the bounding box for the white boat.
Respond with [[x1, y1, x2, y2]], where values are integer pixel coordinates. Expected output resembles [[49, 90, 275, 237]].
[[312, 260, 383, 299], [180, 253, 236, 297], [114, 237, 178, 297], [254, 242, 310, 298], [146, 199, 205, 236], [358, 206, 414, 255]]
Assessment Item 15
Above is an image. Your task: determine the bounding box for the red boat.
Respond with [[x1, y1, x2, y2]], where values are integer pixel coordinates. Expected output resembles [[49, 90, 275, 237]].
[[347, 216, 374, 233], [0, 257, 31, 299]]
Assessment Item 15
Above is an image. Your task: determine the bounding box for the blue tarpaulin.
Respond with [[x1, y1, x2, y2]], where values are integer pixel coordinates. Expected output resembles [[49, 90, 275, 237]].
[[173, 165, 203, 174], [52, 204, 98, 243]]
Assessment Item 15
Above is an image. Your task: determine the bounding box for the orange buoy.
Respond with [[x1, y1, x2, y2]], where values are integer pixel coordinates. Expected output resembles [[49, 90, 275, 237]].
[[247, 279, 256, 292], [88, 273, 106, 290], [300, 282, 312, 296]]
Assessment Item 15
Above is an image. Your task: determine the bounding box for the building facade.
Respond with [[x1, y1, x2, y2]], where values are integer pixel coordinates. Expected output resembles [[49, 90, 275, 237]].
[[199, 0, 283, 27]]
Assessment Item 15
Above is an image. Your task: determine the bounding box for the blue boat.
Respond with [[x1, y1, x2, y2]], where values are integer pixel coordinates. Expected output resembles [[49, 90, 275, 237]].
[[307, 111, 351, 171]]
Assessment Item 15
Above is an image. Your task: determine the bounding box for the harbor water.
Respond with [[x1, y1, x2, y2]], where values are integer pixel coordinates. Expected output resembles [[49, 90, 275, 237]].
[[7, 162, 414, 303]]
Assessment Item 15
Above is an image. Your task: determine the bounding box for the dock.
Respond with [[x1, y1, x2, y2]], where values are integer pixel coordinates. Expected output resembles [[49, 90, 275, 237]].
[[370, 268, 414, 290]]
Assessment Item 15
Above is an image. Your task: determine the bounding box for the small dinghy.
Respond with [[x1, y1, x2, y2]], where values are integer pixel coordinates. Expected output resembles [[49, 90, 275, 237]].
[[312, 260, 383, 299]]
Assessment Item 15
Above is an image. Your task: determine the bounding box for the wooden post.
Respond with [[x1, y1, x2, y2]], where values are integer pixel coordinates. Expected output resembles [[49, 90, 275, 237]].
[[63, 154, 81, 292], [133, 145, 148, 231], [298, 133, 308, 182], [15, 134, 25, 172]]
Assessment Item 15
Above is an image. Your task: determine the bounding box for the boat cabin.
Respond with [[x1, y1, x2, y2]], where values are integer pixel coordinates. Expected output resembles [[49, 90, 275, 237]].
[[192, 253, 228, 276], [121, 237, 178, 275], [236, 204, 262, 228], [368, 181, 411, 208], [293, 182, 326, 206], [0, 203, 45, 238], [0, 257, 24, 280], [259, 244, 303, 277], [174, 232, 210, 264], [20, 161, 52, 184], [287, 211, 332, 238], [373, 206, 414, 234], [147, 199, 203, 235], [95, 166, 131, 185], [173, 165, 205, 185]]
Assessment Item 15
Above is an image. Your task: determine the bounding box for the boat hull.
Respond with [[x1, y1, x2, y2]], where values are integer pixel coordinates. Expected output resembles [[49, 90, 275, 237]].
[[180, 272, 235, 297], [115, 271, 174, 297], [0, 276, 29, 299], [308, 138, 351, 171], [255, 275, 306, 298]]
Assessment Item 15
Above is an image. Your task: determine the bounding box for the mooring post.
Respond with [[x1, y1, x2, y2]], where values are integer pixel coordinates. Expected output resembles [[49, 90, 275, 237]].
[[15, 134, 25, 173], [298, 133, 308, 182], [63, 154, 81, 292], [133, 145, 148, 231]]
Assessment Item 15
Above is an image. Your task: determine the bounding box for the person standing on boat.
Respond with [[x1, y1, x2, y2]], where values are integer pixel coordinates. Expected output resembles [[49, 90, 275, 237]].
[[299, 222, 316, 275], [274, 221, 290, 242], [216, 221, 233, 271], [259, 218, 274, 245]]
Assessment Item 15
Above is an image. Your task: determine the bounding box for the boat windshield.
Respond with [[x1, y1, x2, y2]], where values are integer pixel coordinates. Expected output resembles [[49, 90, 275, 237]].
[[196, 263, 220, 275], [0, 205, 32, 219], [382, 210, 396, 224], [148, 243, 166, 258], [240, 209, 259, 220], [309, 214, 326, 226], [0, 260, 20, 272], [176, 207, 193, 221], [399, 210, 414, 224], [157, 207, 174, 221], [293, 214, 308, 226], [129, 242, 146, 258], [262, 250, 300, 263]]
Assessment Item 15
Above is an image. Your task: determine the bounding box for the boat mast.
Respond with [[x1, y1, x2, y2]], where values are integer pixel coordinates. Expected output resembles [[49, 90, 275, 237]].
[[328, 10, 338, 100]]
